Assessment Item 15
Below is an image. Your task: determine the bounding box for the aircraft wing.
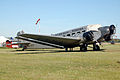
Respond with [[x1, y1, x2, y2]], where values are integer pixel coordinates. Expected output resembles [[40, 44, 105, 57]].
[[16, 34, 81, 48]]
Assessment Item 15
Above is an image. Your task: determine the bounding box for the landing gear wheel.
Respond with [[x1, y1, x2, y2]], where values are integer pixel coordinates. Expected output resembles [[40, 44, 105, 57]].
[[65, 48, 68, 52], [80, 44, 87, 51], [93, 43, 100, 51]]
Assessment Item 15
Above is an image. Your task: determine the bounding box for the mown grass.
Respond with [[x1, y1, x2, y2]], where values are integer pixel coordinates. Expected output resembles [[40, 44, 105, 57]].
[[0, 44, 120, 80]]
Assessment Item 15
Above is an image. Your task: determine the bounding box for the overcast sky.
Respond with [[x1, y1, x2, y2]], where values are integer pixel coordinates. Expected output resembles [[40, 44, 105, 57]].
[[0, 0, 120, 38]]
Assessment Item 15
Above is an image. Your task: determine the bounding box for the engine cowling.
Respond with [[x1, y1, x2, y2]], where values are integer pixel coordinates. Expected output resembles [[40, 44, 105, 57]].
[[109, 25, 115, 35], [83, 31, 94, 41]]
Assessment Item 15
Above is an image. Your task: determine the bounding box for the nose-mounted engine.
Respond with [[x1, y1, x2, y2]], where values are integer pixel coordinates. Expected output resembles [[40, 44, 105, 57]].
[[109, 25, 116, 35], [104, 25, 116, 41]]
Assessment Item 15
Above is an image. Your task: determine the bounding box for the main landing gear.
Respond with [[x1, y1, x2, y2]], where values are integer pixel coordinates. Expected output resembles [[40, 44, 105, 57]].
[[65, 43, 100, 52], [80, 44, 88, 51], [65, 48, 73, 52], [80, 43, 100, 51], [93, 43, 100, 51]]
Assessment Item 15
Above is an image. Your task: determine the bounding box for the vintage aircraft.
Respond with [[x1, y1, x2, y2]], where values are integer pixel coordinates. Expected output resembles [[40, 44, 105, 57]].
[[16, 24, 116, 51]]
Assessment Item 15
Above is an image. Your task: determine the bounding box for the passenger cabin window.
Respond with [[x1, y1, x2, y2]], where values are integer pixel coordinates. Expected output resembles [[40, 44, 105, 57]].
[[82, 30, 86, 32], [63, 35, 65, 37], [77, 32, 80, 34], [72, 33, 75, 35], [67, 34, 70, 36]]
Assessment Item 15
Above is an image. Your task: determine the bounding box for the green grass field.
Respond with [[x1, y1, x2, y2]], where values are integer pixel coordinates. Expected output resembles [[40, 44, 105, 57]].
[[0, 44, 120, 80]]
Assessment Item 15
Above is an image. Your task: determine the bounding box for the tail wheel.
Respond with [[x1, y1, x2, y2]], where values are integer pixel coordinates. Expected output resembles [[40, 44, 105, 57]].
[[22, 45, 27, 51]]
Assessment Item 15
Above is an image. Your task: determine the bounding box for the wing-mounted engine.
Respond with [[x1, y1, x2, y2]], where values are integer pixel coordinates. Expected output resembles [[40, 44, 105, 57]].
[[82, 24, 102, 43], [83, 31, 94, 41], [83, 30, 101, 42]]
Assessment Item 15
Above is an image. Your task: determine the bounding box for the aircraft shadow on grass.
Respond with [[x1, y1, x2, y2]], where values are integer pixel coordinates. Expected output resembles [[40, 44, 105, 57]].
[[15, 49, 105, 55]]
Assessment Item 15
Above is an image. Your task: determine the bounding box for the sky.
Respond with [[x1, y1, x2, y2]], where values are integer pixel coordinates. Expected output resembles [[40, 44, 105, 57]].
[[0, 0, 120, 38]]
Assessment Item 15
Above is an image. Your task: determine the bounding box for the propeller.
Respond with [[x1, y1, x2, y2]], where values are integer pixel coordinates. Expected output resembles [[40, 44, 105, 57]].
[[109, 25, 116, 35], [105, 24, 116, 41], [110, 24, 118, 44]]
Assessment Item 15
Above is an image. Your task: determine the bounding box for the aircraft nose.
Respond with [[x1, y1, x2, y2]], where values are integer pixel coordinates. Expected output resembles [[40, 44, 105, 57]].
[[104, 25, 116, 41], [109, 25, 116, 35]]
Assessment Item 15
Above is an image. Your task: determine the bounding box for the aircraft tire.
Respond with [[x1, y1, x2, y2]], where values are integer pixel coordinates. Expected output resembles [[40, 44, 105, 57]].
[[93, 45, 100, 51], [22, 48, 25, 51], [80, 44, 87, 51], [22, 46, 27, 51]]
